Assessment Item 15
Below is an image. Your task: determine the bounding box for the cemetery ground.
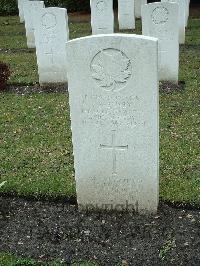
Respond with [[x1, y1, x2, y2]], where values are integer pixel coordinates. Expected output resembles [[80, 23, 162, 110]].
[[0, 10, 200, 266]]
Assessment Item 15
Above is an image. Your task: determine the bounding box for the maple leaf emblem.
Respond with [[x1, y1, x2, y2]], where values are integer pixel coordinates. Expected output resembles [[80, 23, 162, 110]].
[[91, 49, 132, 91], [151, 7, 169, 25]]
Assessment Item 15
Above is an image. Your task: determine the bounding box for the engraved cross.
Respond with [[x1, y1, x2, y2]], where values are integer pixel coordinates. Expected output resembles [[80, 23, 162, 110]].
[[45, 47, 54, 64], [100, 130, 128, 176]]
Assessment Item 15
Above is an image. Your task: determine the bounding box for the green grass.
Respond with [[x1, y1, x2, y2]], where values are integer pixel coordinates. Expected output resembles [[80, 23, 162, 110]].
[[0, 16, 27, 49], [0, 52, 38, 84], [0, 93, 75, 198], [0, 16, 199, 205], [0, 35, 27, 49], [70, 22, 92, 39], [159, 47, 200, 204], [186, 18, 200, 45], [0, 252, 98, 266], [0, 16, 25, 33]]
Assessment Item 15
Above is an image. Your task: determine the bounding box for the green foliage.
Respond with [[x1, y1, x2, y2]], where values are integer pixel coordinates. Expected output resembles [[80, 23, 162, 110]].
[[0, 0, 90, 15], [0, 0, 17, 15], [159, 236, 176, 261], [12, 258, 40, 266], [0, 252, 98, 266], [45, 0, 90, 12]]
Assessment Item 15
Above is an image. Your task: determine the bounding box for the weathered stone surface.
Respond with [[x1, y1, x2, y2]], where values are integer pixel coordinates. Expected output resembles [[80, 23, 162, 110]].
[[135, 0, 147, 18], [142, 2, 179, 83], [34, 7, 69, 85], [162, 0, 185, 44], [90, 0, 114, 34], [118, 0, 135, 29], [66, 34, 159, 213], [23, 0, 45, 48], [17, 0, 24, 23]]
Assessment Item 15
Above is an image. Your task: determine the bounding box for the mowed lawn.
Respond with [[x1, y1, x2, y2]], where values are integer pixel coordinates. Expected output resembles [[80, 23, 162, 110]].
[[0, 252, 97, 266], [0, 15, 199, 206]]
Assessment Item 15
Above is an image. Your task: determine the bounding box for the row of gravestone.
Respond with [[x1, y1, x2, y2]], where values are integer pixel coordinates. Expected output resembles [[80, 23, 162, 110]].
[[17, 0, 190, 85], [91, 0, 189, 39], [16, 0, 190, 214]]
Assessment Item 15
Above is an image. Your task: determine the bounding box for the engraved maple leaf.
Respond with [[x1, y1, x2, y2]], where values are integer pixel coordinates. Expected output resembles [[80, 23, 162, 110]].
[[91, 50, 131, 91]]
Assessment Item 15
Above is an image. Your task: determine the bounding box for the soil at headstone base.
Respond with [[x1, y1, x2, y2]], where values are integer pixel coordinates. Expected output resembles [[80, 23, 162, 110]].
[[1, 81, 188, 95], [0, 196, 199, 266], [3, 84, 68, 94]]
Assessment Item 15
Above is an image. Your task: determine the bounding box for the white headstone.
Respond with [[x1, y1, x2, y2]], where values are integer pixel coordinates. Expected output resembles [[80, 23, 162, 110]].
[[118, 0, 135, 29], [17, 0, 25, 23], [23, 0, 45, 48], [90, 0, 114, 35], [185, 0, 190, 27], [66, 34, 159, 214], [135, 0, 147, 18], [34, 7, 69, 85], [161, 0, 185, 44], [142, 2, 179, 83]]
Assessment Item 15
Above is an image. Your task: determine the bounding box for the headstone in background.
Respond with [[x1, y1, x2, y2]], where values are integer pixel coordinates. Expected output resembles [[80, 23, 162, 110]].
[[118, 0, 135, 29], [135, 0, 147, 18], [23, 0, 45, 48], [66, 34, 159, 214], [34, 7, 69, 85], [90, 0, 114, 35], [142, 2, 179, 83], [17, 0, 25, 23], [161, 0, 185, 44], [185, 0, 190, 27]]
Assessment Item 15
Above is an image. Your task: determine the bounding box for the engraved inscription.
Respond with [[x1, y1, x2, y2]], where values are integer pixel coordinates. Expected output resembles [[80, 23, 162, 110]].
[[42, 13, 57, 29], [96, 0, 107, 12], [41, 33, 56, 44], [151, 7, 169, 25], [81, 94, 143, 127], [100, 130, 128, 176], [90, 48, 132, 92], [87, 176, 142, 204]]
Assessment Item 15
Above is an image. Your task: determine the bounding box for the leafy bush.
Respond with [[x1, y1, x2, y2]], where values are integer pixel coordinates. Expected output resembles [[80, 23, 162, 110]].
[[0, 0, 118, 15], [0, 0, 18, 15], [45, 0, 90, 12], [0, 62, 10, 90], [0, 0, 90, 15]]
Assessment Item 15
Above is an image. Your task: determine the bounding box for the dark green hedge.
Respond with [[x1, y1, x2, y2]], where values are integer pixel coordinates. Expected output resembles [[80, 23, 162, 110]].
[[0, 0, 89, 15], [0, 0, 118, 15], [0, 0, 18, 14], [45, 0, 90, 12]]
